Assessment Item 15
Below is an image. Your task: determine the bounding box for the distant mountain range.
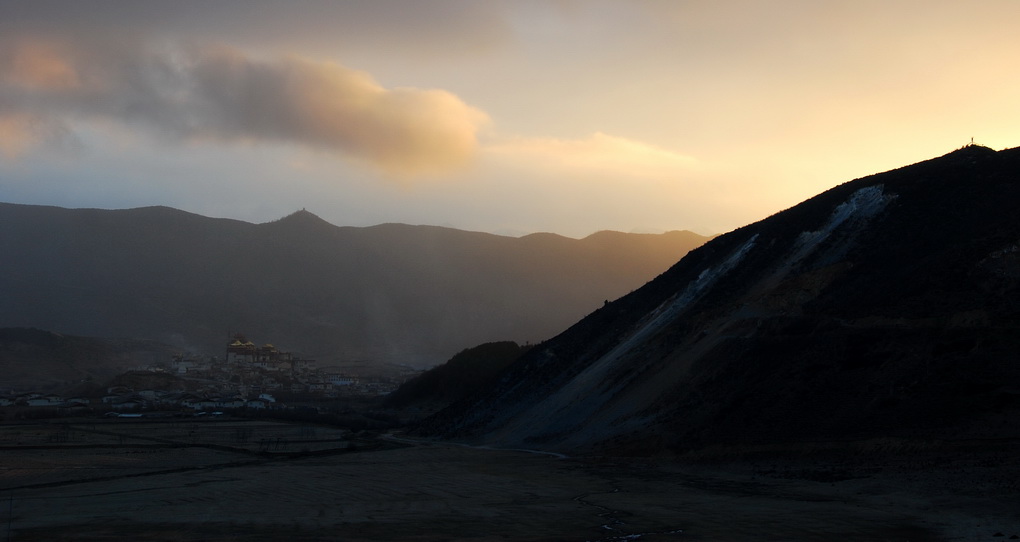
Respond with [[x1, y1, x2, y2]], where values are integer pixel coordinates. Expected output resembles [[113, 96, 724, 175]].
[[0, 328, 178, 390], [421, 145, 1020, 454], [0, 203, 709, 372]]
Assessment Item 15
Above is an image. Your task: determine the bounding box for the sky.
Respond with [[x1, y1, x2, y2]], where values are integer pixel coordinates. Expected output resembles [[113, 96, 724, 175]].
[[1, 1, 1018, 238]]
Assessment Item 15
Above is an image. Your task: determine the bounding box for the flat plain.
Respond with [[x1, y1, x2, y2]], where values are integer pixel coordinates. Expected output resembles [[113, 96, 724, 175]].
[[1, 419, 1018, 541]]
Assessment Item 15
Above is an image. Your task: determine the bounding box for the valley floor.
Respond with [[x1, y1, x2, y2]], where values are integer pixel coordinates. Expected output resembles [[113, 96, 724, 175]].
[[1, 420, 1018, 541]]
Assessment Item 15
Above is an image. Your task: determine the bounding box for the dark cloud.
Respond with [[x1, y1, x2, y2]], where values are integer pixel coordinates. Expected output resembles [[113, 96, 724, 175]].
[[0, 1, 513, 58]]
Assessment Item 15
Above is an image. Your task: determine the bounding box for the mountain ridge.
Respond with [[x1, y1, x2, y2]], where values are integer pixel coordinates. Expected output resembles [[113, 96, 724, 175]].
[[420, 145, 1020, 454], [0, 202, 710, 378], [0, 327, 180, 389]]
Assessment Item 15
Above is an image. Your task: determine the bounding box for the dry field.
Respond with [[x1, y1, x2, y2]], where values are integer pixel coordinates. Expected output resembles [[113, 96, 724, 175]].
[[1, 419, 1018, 541]]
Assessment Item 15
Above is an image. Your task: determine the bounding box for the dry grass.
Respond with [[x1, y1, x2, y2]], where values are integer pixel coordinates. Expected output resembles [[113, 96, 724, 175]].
[[2, 419, 1018, 541]]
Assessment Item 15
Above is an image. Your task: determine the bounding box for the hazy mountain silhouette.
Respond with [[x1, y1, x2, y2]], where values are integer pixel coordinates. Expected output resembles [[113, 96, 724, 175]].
[[0, 328, 179, 389], [422, 145, 1020, 454], [0, 204, 708, 370], [385, 341, 530, 412]]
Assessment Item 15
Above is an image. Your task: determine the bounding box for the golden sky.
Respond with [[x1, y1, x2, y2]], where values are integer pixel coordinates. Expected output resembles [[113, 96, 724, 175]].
[[1, 0, 1018, 236]]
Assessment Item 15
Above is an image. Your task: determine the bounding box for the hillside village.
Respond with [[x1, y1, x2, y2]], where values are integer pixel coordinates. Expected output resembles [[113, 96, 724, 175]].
[[1, 334, 419, 417]]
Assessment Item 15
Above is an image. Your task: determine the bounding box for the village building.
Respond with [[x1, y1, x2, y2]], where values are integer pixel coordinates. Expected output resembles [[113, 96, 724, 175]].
[[227, 334, 303, 373], [226, 334, 257, 365], [170, 355, 206, 374], [23, 394, 64, 407], [108, 398, 145, 411], [326, 373, 357, 387]]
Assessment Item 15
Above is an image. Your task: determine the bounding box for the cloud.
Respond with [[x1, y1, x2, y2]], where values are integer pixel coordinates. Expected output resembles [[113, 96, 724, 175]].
[[0, 40, 77, 157], [0, 1, 513, 59], [0, 38, 488, 176], [483, 132, 697, 179], [1, 39, 81, 90], [0, 114, 39, 158]]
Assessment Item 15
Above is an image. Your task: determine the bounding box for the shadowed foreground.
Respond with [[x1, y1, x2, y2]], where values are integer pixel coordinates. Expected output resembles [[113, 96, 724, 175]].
[[2, 421, 1018, 540]]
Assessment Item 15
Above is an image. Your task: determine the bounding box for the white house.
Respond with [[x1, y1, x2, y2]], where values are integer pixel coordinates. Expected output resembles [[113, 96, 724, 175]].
[[326, 374, 356, 386], [246, 399, 271, 409], [109, 400, 144, 411], [25, 395, 64, 406]]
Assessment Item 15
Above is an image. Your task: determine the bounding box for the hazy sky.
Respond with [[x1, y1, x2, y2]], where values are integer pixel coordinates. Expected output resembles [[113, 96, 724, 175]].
[[2, 1, 1018, 237]]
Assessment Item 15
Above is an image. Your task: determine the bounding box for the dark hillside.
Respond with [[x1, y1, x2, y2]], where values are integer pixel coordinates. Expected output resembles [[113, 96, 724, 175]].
[[421, 145, 1020, 455], [384, 341, 529, 412]]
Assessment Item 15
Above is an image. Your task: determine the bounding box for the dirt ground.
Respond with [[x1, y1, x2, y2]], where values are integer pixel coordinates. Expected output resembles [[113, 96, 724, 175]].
[[1, 420, 1018, 541]]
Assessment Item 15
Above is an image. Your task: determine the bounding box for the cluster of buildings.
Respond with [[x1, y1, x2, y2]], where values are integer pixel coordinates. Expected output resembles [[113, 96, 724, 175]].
[[170, 334, 315, 377], [0, 389, 276, 413], [2, 334, 415, 417], [168, 334, 391, 397], [100, 387, 278, 412], [0, 392, 92, 411]]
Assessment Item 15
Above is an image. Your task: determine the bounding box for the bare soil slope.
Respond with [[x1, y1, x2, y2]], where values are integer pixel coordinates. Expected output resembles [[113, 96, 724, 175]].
[[425, 145, 1020, 455]]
